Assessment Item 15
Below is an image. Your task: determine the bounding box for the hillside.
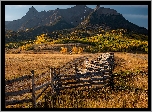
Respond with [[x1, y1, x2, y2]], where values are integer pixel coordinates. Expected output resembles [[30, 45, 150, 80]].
[[78, 6, 148, 35], [5, 31, 148, 58]]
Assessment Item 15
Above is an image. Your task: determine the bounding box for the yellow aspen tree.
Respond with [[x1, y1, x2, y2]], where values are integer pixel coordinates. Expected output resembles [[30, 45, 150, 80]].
[[60, 47, 67, 54]]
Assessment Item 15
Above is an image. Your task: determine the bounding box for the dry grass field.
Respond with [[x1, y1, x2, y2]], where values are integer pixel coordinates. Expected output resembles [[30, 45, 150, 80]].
[[5, 53, 90, 80], [5, 52, 148, 108]]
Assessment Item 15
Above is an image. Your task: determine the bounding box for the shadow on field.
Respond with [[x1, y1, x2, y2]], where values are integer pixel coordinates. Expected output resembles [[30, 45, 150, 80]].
[[37, 70, 148, 108]]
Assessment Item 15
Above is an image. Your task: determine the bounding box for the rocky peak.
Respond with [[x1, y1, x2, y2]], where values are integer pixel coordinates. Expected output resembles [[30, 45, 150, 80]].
[[26, 6, 38, 16]]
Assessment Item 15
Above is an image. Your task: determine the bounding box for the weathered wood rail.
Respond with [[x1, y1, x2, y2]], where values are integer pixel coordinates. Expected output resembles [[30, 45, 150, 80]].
[[5, 70, 51, 108]]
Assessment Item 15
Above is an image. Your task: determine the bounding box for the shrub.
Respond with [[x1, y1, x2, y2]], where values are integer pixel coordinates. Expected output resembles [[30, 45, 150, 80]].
[[34, 34, 47, 44], [60, 47, 68, 54], [72, 46, 79, 54], [20, 44, 34, 51]]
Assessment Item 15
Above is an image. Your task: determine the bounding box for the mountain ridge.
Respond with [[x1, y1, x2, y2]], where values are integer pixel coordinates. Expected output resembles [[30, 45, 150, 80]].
[[5, 5, 122, 31], [5, 5, 148, 41]]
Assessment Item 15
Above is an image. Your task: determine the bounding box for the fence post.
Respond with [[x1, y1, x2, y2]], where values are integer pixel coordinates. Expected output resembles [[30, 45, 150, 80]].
[[56, 68, 61, 94], [50, 67, 55, 108], [110, 73, 114, 90], [75, 63, 78, 74], [50, 68, 55, 94], [31, 70, 36, 108], [51, 67, 58, 108], [54, 68, 59, 94]]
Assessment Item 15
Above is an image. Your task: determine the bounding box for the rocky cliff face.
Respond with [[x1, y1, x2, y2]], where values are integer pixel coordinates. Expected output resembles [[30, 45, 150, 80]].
[[56, 5, 93, 26], [5, 5, 119, 31]]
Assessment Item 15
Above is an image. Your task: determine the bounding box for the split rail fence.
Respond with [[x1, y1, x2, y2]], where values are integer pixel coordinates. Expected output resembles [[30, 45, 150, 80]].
[[51, 52, 115, 94], [5, 52, 115, 108], [5, 70, 51, 108]]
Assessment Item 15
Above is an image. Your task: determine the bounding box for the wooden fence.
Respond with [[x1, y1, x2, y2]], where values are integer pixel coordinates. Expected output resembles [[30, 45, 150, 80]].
[[50, 52, 115, 94], [5, 52, 115, 108], [5, 70, 51, 108]]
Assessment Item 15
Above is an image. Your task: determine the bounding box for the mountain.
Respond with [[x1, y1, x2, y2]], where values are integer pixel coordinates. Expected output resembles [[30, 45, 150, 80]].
[[80, 7, 148, 35], [5, 5, 148, 42], [5, 5, 93, 31]]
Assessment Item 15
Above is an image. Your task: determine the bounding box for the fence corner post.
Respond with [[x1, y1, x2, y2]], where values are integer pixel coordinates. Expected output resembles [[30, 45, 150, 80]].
[[31, 70, 36, 108], [50, 67, 57, 108]]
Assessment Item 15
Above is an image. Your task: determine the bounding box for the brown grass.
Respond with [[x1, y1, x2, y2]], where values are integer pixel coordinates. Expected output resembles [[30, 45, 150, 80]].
[[42, 87, 148, 108], [114, 52, 148, 72], [5, 52, 148, 108], [5, 53, 91, 80]]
